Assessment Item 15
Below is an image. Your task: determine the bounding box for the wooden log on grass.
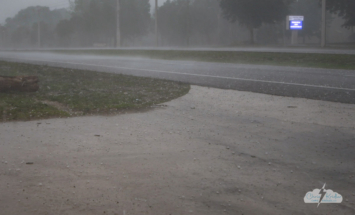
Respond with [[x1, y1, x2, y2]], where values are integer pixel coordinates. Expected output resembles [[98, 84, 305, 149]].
[[0, 76, 39, 92]]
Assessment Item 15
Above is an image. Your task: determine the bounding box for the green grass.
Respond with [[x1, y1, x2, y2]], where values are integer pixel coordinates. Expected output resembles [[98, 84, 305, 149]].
[[0, 61, 190, 122], [50, 49, 355, 70]]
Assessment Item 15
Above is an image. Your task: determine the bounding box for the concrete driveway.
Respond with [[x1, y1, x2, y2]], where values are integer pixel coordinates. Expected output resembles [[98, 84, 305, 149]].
[[1, 86, 354, 215]]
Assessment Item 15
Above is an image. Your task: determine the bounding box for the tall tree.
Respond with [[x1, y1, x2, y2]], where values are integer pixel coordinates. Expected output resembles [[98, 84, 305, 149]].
[[11, 26, 30, 47], [120, 0, 151, 44], [190, 0, 220, 44], [326, 0, 355, 28], [56, 19, 74, 46], [0, 25, 6, 47], [220, 0, 293, 44], [70, 0, 151, 46], [291, 0, 322, 41], [158, 0, 191, 46]]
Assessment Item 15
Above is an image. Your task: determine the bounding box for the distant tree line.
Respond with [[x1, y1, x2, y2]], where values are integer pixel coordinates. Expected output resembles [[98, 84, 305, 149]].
[[0, 6, 69, 48], [56, 0, 151, 47], [0, 0, 354, 48]]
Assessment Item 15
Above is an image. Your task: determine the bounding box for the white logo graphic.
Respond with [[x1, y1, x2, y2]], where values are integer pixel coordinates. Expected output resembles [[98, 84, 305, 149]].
[[304, 183, 343, 207]]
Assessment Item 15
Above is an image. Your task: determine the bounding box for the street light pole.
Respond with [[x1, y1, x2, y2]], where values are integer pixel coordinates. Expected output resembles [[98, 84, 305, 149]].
[[321, 0, 326, 48], [155, 0, 158, 47], [116, 0, 121, 48], [186, 0, 190, 47], [37, 7, 41, 49]]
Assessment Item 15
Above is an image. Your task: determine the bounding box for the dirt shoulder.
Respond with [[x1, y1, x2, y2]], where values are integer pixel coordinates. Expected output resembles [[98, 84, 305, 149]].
[[0, 86, 354, 215]]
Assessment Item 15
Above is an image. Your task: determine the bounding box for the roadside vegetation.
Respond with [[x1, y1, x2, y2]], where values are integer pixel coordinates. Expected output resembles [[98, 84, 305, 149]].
[[51, 50, 355, 70], [0, 61, 190, 122]]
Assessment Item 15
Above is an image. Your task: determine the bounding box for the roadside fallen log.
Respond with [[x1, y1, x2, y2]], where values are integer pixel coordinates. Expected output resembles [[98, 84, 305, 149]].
[[0, 76, 39, 92]]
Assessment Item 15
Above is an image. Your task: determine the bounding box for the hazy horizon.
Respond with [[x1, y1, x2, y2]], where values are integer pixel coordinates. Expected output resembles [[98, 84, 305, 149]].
[[0, 0, 167, 25]]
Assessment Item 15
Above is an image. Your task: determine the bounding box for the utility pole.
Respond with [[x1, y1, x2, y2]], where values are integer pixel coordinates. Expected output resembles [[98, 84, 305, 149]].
[[186, 0, 190, 47], [155, 0, 158, 47], [283, 20, 286, 46], [321, 0, 326, 48], [37, 7, 41, 49], [217, 8, 221, 45], [0, 27, 4, 49], [116, 0, 121, 48]]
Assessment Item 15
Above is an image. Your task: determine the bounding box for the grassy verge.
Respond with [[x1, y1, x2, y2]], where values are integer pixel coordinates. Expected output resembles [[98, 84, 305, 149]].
[[0, 61, 190, 122], [50, 49, 355, 70]]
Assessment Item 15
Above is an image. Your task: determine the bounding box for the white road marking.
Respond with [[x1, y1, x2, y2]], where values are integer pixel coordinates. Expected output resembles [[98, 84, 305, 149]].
[[2, 57, 355, 92]]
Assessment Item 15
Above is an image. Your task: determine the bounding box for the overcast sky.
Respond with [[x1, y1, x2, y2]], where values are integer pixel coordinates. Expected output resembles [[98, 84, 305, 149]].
[[0, 0, 167, 25]]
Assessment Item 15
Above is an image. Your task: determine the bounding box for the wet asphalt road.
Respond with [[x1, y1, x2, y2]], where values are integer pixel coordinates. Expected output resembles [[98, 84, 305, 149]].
[[15, 47, 355, 55], [0, 51, 355, 103]]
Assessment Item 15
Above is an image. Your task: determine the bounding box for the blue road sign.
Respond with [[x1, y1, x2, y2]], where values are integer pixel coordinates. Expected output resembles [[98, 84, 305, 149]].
[[290, 21, 303, 30]]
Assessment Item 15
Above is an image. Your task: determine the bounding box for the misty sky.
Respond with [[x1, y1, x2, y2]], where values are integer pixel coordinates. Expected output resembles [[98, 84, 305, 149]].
[[0, 0, 167, 25]]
